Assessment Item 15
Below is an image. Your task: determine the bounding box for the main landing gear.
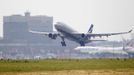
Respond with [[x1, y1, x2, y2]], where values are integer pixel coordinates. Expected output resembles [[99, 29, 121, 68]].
[[61, 37, 66, 46], [61, 41, 66, 46], [80, 41, 85, 46]]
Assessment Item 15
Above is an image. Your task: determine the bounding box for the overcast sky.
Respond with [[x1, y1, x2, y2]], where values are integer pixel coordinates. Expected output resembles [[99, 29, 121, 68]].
[[0, 0, 133, 40]]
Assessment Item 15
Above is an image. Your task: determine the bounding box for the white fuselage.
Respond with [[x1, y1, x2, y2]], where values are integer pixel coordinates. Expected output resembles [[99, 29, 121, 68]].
[[55, 22, 89, 43]]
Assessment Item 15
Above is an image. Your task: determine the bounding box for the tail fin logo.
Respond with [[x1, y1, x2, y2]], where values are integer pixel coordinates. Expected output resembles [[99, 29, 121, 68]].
[[88, 24, 94, 33]]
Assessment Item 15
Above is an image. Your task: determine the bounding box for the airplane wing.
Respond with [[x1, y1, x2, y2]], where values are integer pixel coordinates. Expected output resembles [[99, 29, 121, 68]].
[[29, 30, 60, 39], [86, 29, 132, 38], [29, 30, 59, 35]]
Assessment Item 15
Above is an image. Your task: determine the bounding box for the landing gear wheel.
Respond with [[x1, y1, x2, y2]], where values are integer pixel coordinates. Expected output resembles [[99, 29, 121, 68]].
[[61, 41, 66, 46], [80, 41, 85, 46]]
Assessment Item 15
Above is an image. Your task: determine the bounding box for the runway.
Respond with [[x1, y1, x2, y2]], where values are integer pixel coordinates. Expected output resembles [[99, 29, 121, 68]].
[[1, 69, 134, 75]]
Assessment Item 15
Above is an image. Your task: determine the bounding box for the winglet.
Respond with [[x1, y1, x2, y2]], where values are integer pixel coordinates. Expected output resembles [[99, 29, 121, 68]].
[[129, 29, 133, 33]]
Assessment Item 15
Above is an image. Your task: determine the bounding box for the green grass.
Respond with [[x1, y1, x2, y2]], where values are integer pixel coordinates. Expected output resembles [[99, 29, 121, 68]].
[[0, 59, 134, 72]]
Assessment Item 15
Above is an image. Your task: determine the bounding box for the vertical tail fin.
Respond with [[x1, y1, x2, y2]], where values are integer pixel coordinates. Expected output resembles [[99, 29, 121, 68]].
[[88, 24, 94, 33]]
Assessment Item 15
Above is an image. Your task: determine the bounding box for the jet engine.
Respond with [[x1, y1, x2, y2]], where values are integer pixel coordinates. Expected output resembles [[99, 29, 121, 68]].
[[48, 33, 57, 39], [81, 33, 86, 38]]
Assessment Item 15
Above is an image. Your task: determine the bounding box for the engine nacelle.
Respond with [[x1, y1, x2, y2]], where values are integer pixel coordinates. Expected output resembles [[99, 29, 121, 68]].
[[48, 33, 57, 39], [81, 33, 86, 38]]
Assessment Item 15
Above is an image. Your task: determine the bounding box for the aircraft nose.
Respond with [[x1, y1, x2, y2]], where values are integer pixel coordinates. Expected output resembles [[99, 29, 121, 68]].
[[54, 23, 60, 29], [55, 22, 65, 30], [54, 24, 58, 29], [55, 22, 62, 29]]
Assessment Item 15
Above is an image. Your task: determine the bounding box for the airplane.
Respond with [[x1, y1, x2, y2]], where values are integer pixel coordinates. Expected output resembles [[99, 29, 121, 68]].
[[74, 46, 129, 55], [29, 22, 132, 46]]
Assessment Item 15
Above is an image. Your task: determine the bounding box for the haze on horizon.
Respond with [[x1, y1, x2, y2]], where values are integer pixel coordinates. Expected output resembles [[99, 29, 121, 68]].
[[0, 0, 133, 41]]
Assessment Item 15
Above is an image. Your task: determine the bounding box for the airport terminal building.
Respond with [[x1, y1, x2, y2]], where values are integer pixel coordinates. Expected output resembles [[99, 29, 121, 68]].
[[3, 12, 53, 43]]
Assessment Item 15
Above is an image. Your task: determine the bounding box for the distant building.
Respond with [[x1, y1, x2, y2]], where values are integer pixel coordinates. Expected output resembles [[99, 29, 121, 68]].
[[3, 12, 53, 42], [26, 12, 53, 32], [4, 14, 28, 40]]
